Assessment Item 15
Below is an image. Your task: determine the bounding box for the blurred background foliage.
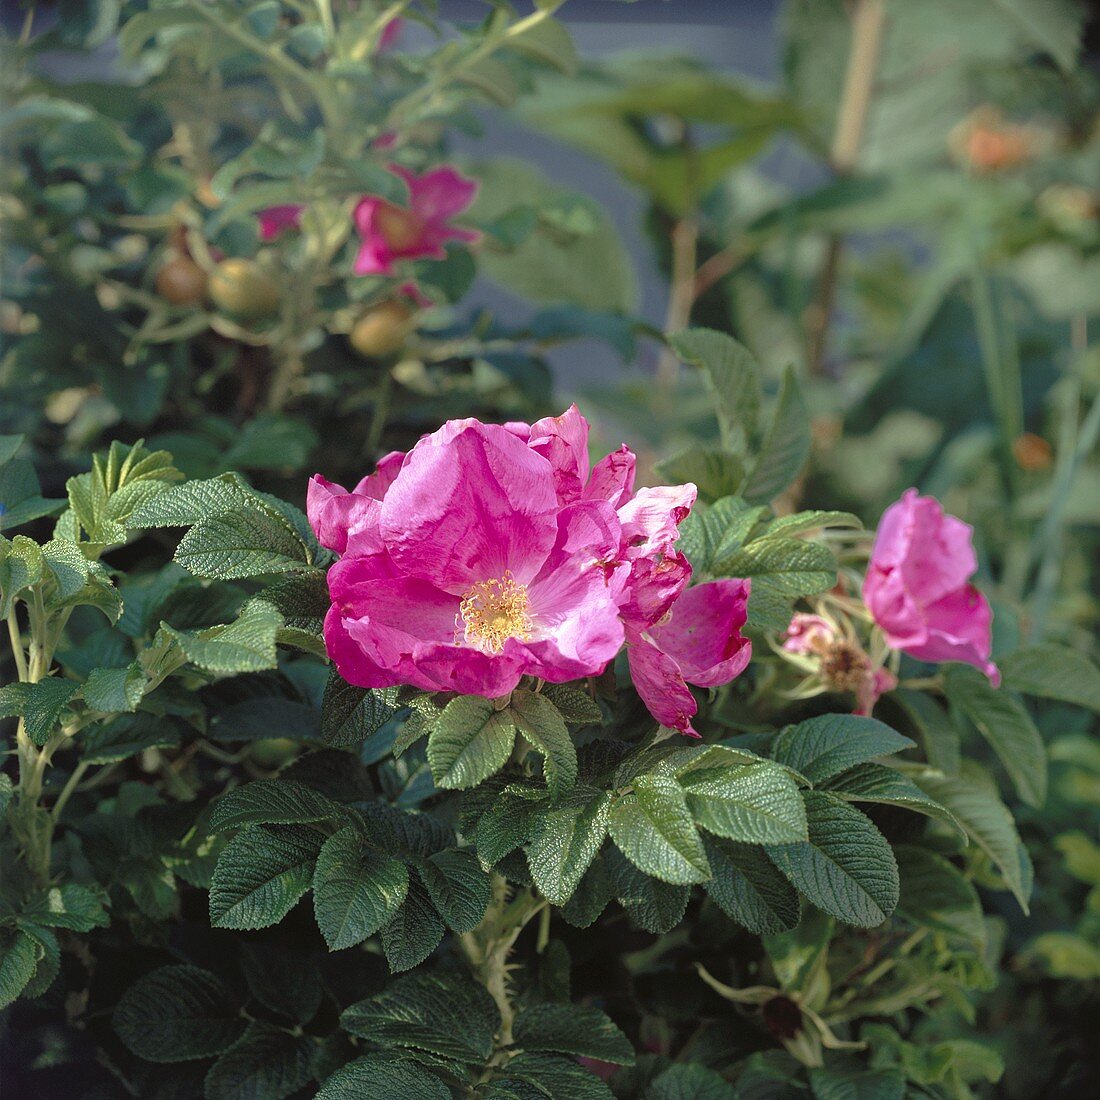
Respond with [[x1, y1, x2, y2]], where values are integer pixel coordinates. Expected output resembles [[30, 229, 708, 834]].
[[2, 0, 1099, 1096]]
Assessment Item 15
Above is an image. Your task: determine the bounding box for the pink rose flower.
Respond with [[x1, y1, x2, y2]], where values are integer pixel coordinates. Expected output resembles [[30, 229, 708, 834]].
[[310, 407, 753, 733], [353, 165, 480, 277], [864, 489, 999, 684], [378, 17, 402, 52], [310, 416, 629, 696], [782, 612, 835, 654], [257, 204, 304, 240]]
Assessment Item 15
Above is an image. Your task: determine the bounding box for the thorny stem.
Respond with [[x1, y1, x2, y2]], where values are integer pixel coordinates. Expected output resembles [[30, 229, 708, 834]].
[[805, 0, 887, 374], [459, 873, 546, 1056]]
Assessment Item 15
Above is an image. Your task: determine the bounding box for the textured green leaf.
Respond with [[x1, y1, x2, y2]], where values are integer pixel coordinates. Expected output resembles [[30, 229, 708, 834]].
[[526, 791, 611, 904], [204, 1022, 314, 1100], [22, 884, 109, 932], [764, 510, 862, 537], [944, 665, 1047, 807], [702, 838, 800, 934], [165, 600, 282, 673], [822, 763, 963, 836], [741, 365, 810, 503], [316, 1057, 450, 1100], [313, 828, 409, 950], [895, 845, 985, 948], [893, 688, 960, 774], [771, 714, 915, 784], [512, 688, 578, 800], [321, 671, 397, 747], [175, 505, 309, 580], [608, 851, 690, 933], [427, 696, 516, 789], [341, 970, 499, 1062], [0, 677, 78, 745], [128, 474, 251, 527], [999, 644, 1100, 712], [513, 1003, 634, 1064], [682, 762, 807, 844], [209, 780, 342, 833], [41, 538, 90, 599], [497, 1052, 616, 1098], [417, 849, 491, 933], [19, 922, 59, 1000], [475, 793, 538, 868], [82, 662, 146, 713], [610, 773, 710, 885], [669, 328, 762, 453], [0, 535, 44, 616], [209, 824, 324, 930], [715, 536, 835, 596], [647, 1063, 738, 1100], [0, 929, 39, 1009], [767, 791, 899, 928], [541, 683, 603, 725], [113, 965, 244, 1062], [381, 877, 445, 973], [914, 765, 1032, 911], [808, 1066, 905, 1100], [678, 496, 768, 576]]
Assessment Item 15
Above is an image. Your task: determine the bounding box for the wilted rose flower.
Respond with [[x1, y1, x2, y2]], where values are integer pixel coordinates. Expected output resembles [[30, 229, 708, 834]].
[[310, 407, 752, 732], [864, 489, 999, 684], [782, 613, 835, 654], [257, 204, 304, 240], [353, 165, 479, 277]]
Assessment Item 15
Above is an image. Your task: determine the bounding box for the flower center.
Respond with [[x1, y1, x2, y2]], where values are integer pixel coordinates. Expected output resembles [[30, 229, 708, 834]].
[[375, 203, 425, 251], [459, 572, 532, 653]]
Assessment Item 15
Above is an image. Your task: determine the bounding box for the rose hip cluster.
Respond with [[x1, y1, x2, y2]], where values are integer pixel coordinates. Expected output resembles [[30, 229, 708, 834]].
[[308, 407, 751, 736]]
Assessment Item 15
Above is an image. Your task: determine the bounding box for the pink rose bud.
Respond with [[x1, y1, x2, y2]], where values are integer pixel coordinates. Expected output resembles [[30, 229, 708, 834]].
[[864, 489, 999, 684], [782, 613, 835, 654], [256, 204, 304, 241]]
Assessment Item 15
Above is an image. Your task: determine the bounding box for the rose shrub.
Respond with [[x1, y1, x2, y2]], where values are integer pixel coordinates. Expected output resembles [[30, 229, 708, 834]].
[[2, 2, 1099, 1099]]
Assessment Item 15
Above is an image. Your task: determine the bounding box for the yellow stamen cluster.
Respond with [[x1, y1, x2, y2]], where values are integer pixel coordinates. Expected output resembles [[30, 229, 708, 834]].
[[458, 572, 532, 653]]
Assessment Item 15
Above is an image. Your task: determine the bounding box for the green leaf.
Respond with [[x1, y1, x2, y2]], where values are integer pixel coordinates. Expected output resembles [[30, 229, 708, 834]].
[[321, 671, 397, 747], [895, 845, 985, 948], [609, 773, 710, 885], [526, 791, 611, 905], [209, 780, 342, 833], [209, 824, 324, 931], [113, 965, 244, 1062], [427, 696, 516, 790], [944, 665, 1047, 806], [646, 1063, 738, 1100], [702, 838, 800, 934], [175, 505, 309, 580], [892, 688, 960, 774], [511, 688, 578, 800], [164, 600, 282, 674], [764, 510, 862, 537], [313, 828, 409, 950], [316, 1057, 450, 1100], [822, 763, 964, 836], [541, 683, 603, 725], [22, 884, 109, 932], [381, 877, 445, 973], [0, 535, 44, 617], [496, 1052, 616, 1099], [914, 765, 1032, 911], [0, 774, 12, 818], [682, 762, 807, 844], [513, 1003, 634, 1064], [19, 922, 59, 1000], [474, 793, 538, 867], [999, 643, 1100, 713], [655, 445, 745, 504], [0, 929, 39, 1009], [0, 677, 78, 745], [1025, 932, 1100, 980], [771, 714, 915, 784], [341, 971, 499, 1063], [417, 849, 491, 933], [204, 1022, 315, 1100], [129, 475, 251, 527], [669, 328, 762, 453], [740, 364, 810, 503], [767, 791, 899, 928], [678, 496, 767, 575], [713, 536, 836, 596], [41, 538, 92, 599], [608, 850, 690, 933], [808, 1066, 905, 1100], [82, 662, 146, 713]]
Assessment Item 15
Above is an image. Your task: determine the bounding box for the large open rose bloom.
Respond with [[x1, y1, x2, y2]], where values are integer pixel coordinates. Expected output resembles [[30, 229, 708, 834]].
[[353, 165, 479, 276], [864, 489, 999, 683], [310, 408, 751, 732]]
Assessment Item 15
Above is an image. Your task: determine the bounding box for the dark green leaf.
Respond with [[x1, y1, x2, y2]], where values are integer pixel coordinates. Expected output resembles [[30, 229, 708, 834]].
[[526, 792, 611, 905], [427, 696, 516, 789], [513, 1003, 634, 1064], [321, 671, 397, 747], [770, 714, 915, 784], [512, 689, 578, 800], [209, 780, 342, 833], [999, 644, 1100, 712], [381, 877, 445, 973], [204, 1022, 314, 1100], [316, 1057, 449, 1100], [417, 849, 491, 933], [702, 838, 800, 934], [682, 762, 807, 844]]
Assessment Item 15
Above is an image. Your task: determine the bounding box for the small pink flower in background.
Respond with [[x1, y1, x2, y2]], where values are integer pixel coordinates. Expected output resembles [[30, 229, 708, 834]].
[[864, 488, 999, 684], [353, 165, 480, 276], [378, 17, 402, 52], [311, 406, 752, 732], [782, 613, 835, 654], [257, 204, 304, 240], [856, 666, 898, 716]]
